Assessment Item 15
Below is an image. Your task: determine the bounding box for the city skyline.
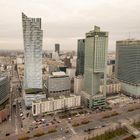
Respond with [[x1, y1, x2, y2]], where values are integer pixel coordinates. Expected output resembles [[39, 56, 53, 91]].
[[1, 0, 140, 51], [0, 1, 140, 139]]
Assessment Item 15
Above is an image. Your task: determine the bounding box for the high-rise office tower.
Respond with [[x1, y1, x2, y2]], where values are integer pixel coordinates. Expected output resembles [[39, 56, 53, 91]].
[[22, 13, 43, 89], [76, 39, 85, 76], [116, 39, 140, 98], [84, 26, 108, 95], [81, 26, 108, 108], [55, 43, 60, 54]]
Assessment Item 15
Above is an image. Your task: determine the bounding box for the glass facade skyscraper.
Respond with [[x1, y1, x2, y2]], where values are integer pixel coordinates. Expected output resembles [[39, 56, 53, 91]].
[[22, 13, 42, 89], [76, 39, 85, 76], [84, 26, 108, 95], [116, 39, 140, 97], [55, 43, 60, 54], [80, 26, 108, 109]]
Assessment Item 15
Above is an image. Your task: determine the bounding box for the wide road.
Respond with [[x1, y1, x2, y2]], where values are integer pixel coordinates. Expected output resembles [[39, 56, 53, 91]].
[[30, 108, 140, 140]]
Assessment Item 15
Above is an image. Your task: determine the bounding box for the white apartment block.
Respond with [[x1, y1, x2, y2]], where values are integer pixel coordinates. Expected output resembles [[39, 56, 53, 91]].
[[100, 83, 121, 94], [74, 76, 84, 94], [32, 95, 81, 116]]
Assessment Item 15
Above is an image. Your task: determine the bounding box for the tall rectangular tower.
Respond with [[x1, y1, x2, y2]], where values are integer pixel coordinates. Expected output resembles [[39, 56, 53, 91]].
[[76, 39, 85, 76], [116, 39, 140, 98], [81, 26, 108, 109], [22, 13, 42, 89], [84, 26, 108, 95], [55, 43, 60, 54]]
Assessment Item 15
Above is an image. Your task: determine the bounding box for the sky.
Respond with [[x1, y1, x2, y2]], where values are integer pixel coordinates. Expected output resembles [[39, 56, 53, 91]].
[[0, 0, 140, 51]]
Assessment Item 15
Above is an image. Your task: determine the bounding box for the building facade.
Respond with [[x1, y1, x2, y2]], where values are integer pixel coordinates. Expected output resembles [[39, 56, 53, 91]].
[[22, 13, 42, 89], [81, 26, 108, 109], [0, 108, 9, 123], [107, 65, 115, 77], [81, 91, 106, 109], [64, 57, 72, 68], [100, 83, 121, 95], [74, 76, 84, 94], [76, 39, 85, 76], [116, 39, 140, 98], [23, 92, 46, 107], [0, 76, 9, 105], [44, 72, 71, 95], [32, 95, 81, 116], [66, 68, 76, 80], [55, 43, 60, 54], [84, 26, 108, 95]]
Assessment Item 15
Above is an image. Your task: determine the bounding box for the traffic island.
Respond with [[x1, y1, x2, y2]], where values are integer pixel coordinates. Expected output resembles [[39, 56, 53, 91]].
[[18, 134, 30, 140], [72, 118, 90, 127], [48, 127, 57, 133], [102, 111, 119, 119]]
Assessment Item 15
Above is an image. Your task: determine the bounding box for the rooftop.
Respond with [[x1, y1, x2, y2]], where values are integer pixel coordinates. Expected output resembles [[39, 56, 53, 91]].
[[33, 94, 80, 103], [52, 71, 66, 76]]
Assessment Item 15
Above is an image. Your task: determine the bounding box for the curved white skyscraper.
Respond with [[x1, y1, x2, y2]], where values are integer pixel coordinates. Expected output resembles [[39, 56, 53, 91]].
[[22, 13, 42, 89]]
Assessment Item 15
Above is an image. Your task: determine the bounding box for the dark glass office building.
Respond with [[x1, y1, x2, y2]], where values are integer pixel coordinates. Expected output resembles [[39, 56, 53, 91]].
[[116, 39, 140, 97], [76, 39, 85, 76]]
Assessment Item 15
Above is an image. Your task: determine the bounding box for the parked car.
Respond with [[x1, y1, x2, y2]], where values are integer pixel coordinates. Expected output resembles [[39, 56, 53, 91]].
[[5, 133, 10, 136]]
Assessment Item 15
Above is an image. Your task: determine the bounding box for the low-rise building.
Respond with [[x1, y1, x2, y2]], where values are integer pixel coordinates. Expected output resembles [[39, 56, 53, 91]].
[[16, 55, 24, 64], [32, 94, 81, 116], [100, 83, 121, 95], [0, 76, 9, 105], [80, 91, 106, 109], [74, 77, 121, 95], [66, 68, 76, 79], [23, 92, 46, 107], [0, 108, 9, 123], [107, 65, 115, 77], [44, 72, 71, 96], [74, 76, 84, 94]]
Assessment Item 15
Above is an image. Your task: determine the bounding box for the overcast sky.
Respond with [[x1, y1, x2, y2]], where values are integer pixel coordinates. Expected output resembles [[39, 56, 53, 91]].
[[0, 0, 140, 51]]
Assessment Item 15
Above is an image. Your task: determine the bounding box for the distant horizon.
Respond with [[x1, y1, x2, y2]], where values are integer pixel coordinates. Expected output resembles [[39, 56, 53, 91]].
[[0, 48, 116, 53]]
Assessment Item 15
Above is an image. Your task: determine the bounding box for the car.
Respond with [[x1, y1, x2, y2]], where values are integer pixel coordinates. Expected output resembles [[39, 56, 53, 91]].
[[102, 124, 106, 127], [46, 123, 49, 126], [35, 126, 38, 129], [38, 122, 42, 125], [26, 113, 29, 117], [65, 130, 69, 133], [94, 126, 98, 129], [75, 114, 80, 117], [20, 113, 23, 117], [35, 119, 39, 122], [41, 118, 45, 121], [22, 117, 25, 120], [5, 133, 10, 136], [21, 124, 23, 128], [97, 126, 102, 129], [32, 121, 36, 124], [26, 131, 30, 133]]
